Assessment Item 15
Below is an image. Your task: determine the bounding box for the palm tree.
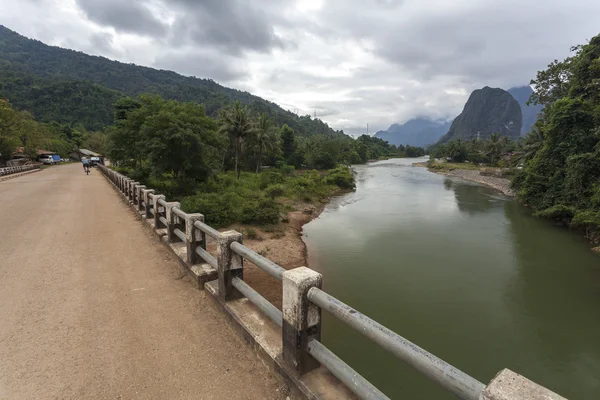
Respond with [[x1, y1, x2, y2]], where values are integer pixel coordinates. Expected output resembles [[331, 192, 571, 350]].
[[486, 133, 504, 165], [219, 101, 255, 178], [252, 113, 278, 173], [514, 128, 545, 165]]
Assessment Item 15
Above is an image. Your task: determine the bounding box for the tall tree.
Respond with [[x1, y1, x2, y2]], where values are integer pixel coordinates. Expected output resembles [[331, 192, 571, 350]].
[[252, 113, 278, 173], [219, 101, 255, 178], [280, 124, 296, 164]]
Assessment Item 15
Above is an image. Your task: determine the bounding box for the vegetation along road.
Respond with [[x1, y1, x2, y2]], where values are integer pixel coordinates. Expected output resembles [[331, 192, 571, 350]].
[[0, 164, 288, 400]]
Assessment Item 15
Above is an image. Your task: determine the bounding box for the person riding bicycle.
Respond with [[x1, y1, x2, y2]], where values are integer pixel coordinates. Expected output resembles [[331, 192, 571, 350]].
[[82, 157, 90, 173]]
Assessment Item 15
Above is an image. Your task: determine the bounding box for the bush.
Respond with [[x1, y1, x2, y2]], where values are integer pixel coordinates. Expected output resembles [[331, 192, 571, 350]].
[[241, 198, 280, 225], [264, 184, 285, 199], [534, 204, 576, 225], [259, 171, 284, 189], [326, 166, 355, 189], [243, 228, 261, 240]]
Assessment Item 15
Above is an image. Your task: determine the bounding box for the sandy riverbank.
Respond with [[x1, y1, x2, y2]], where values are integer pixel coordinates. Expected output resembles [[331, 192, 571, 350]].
[[413, 162, 514, 197], [205, 201, 330, 309]]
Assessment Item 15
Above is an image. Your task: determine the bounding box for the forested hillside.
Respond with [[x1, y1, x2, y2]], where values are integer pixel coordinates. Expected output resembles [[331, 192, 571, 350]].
[[0, 25, 341, 136], [513, 33, 600, 244]]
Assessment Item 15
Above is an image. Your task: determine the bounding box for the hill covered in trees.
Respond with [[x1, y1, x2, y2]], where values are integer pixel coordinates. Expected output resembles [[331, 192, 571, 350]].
[[0, 25, 342, 137], [374, 118, 451, 148], [437, 87, 522, 144], [513, 33, 600, 244]]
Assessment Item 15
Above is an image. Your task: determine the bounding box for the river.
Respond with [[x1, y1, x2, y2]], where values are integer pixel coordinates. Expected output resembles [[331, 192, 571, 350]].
[[303, 157, 600, 399]]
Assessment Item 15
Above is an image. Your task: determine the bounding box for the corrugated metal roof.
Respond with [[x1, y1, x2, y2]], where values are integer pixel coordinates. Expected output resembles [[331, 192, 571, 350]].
[[79, 149, 102, 157]]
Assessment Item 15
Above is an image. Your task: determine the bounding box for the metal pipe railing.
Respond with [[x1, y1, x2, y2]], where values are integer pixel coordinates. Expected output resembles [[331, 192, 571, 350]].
[[159, 216, 168, 226], [307, 287, 485, 400], [230, 242, 286, 281], [173, 207, 187, 218], [158, 198, 168, 207], [307, 339, 390, 400], [195, 246, 217, 268], [194, 220, 221, 239], [173, 228, 186, 243], [231, 277, 283, 327]]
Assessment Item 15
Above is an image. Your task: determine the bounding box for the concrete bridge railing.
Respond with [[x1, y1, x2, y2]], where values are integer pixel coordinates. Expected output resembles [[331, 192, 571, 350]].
[[0, 164, 40, 177], [98, 164, 567, 400]]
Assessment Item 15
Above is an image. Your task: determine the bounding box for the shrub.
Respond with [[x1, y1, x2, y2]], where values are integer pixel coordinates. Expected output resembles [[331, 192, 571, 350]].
[[243, 228, 261, 240], [534, 204, 576, 225], [326, 166, 355, 189], [264, 184, 285, 199], [259, 171, 284, 189]]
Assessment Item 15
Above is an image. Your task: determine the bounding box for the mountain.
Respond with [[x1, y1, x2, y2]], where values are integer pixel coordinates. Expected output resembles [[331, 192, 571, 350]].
[[437, 86, 522, 143], [374, 118, 450, 147], [0, 25, 342, 136], [507, 86, 543, 136]]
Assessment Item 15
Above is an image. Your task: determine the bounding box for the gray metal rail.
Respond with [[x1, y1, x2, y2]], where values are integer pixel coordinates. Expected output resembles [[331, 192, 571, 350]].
[[173, 228, 186, 243], [231, 277, 283, 327], [307, 287, 485, 400], [307, 339, 390, 400], [159, 216, 168, 226], [158, 198, 168, 207], [173, 207, 187, 218], [195, 246, 217, 268], [194, 220, 221, 239], [229, 242, 286, 281]]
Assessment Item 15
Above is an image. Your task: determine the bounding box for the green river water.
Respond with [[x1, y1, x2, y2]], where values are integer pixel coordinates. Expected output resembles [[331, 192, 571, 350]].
[[302, 157, 600, 399]]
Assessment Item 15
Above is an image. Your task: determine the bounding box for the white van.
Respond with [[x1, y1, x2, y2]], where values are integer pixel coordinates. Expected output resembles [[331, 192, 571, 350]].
[[38, 154, 54, 165]]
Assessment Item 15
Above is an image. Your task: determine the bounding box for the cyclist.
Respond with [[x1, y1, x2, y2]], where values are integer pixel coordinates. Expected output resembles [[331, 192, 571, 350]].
[[82, 157, 91, 174]]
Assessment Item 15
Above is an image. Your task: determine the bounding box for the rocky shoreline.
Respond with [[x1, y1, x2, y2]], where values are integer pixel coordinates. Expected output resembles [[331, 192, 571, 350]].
[[441, 169, 515, 196]]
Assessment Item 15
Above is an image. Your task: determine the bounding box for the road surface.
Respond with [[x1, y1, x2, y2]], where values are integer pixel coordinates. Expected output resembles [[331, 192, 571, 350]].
[[0, 164, 288, 399]]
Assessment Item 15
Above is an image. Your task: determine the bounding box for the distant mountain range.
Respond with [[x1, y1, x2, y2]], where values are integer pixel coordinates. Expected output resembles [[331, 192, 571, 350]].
[[376, 85, 539, 148], [374, 119, 451, 147]]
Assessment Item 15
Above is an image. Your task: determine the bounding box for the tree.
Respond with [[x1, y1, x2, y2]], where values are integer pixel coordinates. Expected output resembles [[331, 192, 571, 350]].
[[486, 133, 504, 165], [252, 113, 278, 173], [83, 132, 107, 154], [219, 101, 255, 178], [280, 124, 296, 165]]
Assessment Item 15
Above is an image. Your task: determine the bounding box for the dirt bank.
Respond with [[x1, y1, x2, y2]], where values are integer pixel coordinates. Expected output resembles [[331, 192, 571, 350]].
[[440, 169, 515, 196], [413, 162, 514, 197]]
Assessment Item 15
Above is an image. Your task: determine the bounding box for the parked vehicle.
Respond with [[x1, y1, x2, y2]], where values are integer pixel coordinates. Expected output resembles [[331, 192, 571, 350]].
[[38, 155, 54, 165], [90, 157, 101, 167]]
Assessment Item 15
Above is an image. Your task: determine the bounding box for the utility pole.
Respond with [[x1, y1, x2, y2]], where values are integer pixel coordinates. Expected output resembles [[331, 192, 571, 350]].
[[367, 123, 369, 135]]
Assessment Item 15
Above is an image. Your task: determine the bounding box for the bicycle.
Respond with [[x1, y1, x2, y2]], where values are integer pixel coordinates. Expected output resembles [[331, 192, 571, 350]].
[[84, 165, 90, 175]]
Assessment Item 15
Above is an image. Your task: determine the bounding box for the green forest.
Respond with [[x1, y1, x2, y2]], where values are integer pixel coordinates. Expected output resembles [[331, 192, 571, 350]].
[[511, 33, 600, 243], [107, 95, 422, 226]]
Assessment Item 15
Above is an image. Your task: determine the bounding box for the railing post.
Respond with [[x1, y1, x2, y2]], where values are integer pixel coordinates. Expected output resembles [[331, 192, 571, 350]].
[[217, 231, 243, 301], [165, 202, 181, 243], [153, 194, 166, 228], [142, 189, 154, 219], [136, 185, 146, 211], [132, 183, 140, 206], [282, 267, 322, 374], [480, 369, 566, 400], [129, 181, 139, 203], [184, 213, 204, 265]]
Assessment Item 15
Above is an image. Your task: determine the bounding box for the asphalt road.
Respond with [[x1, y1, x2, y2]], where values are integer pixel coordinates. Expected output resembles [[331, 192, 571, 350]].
[[0, 164, 288, 399]]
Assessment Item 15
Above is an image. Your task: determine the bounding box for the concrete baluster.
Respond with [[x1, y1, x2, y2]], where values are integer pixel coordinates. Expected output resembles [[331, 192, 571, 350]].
[[136, 185, 146, 211], [142, 189, 155, 219], [480, 369, 567, 400], [217, 231, 243, 301], [164, 202, 181, 243], [153, 194, 166, 229], [184, 213, 204, 265], [282, 267, 322, 375]]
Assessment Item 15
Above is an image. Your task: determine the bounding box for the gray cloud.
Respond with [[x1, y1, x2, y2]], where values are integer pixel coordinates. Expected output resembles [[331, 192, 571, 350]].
[[4, 0, 600, 135], [153, 48, 249, 83], [166, 0, 291, 55], [76, 0, 166, 36]]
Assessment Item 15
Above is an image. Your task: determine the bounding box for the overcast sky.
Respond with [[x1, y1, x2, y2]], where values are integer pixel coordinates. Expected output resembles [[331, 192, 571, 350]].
[[2, 0, 600, 135]]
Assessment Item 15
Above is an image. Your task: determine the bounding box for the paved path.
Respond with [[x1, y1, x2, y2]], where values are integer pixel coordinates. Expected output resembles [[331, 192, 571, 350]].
[[0, 165, 288, 399]]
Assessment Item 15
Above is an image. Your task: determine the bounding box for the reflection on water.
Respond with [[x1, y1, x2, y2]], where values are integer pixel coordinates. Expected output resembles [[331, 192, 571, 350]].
[[303, 157, 600, 399]]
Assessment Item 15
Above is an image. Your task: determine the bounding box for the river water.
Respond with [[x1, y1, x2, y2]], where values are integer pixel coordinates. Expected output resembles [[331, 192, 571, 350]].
[[303, 157, 600, 399]]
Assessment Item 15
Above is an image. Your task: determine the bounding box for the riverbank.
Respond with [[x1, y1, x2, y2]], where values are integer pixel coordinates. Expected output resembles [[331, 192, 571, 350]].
[[204, 197, 334, 309], [413, 162, 514, 196]]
